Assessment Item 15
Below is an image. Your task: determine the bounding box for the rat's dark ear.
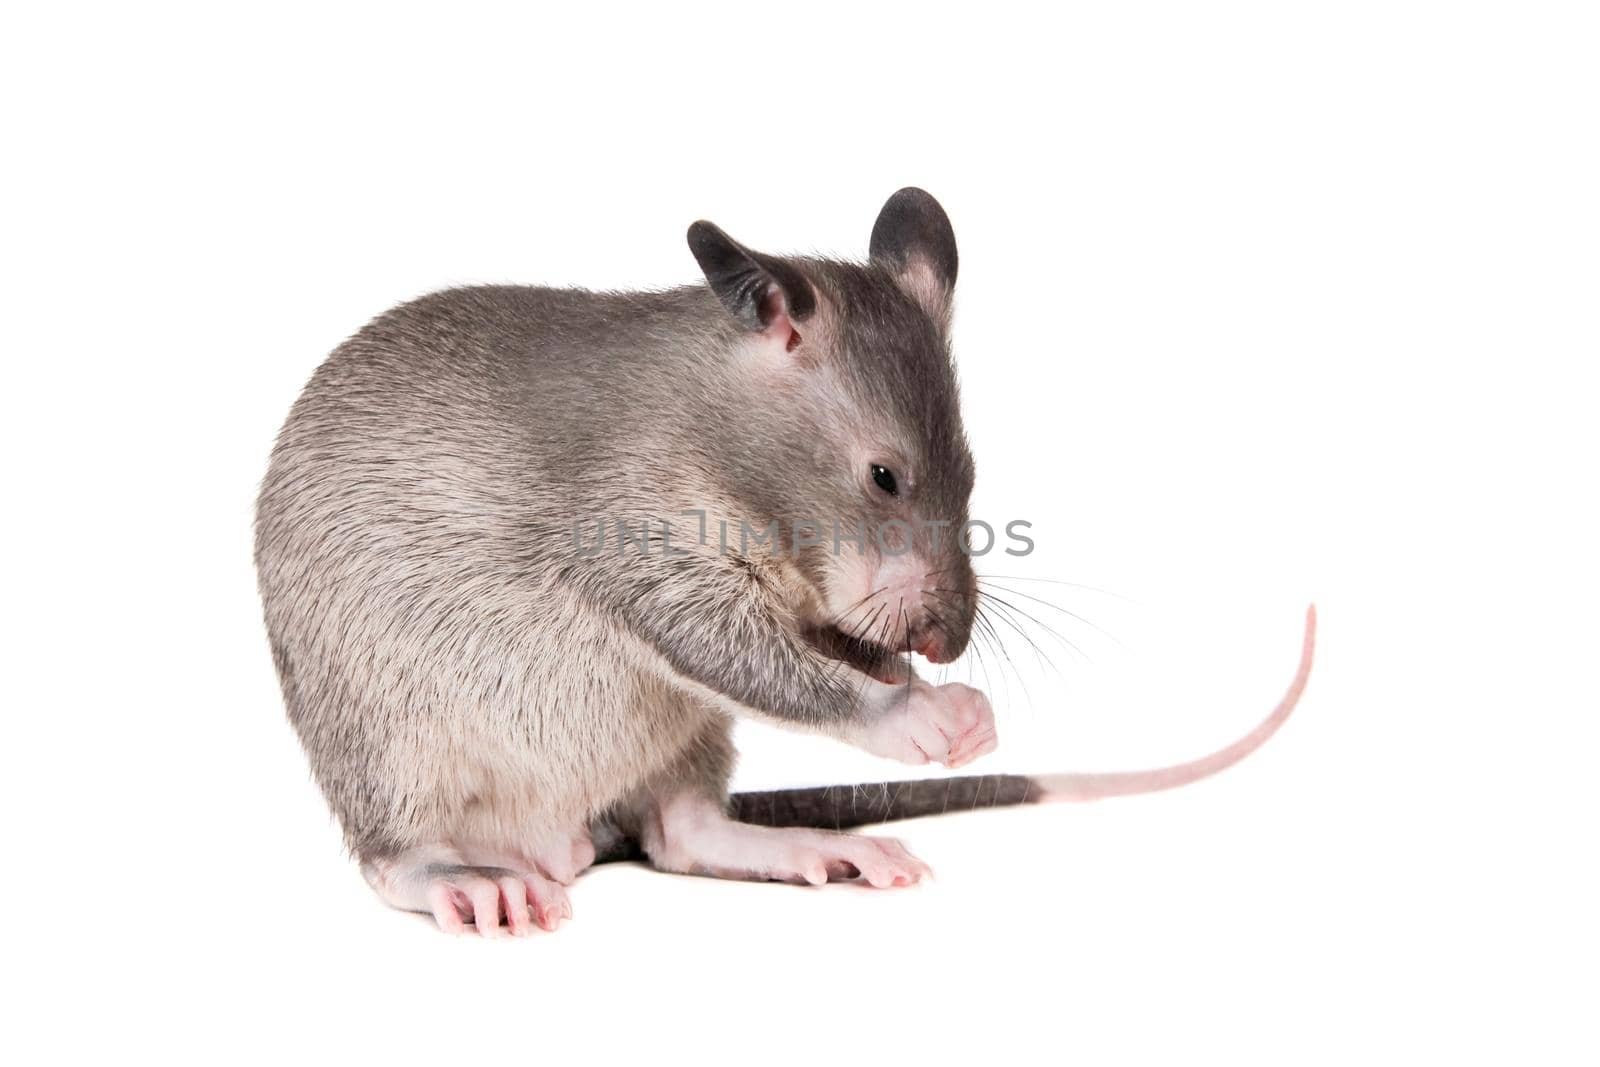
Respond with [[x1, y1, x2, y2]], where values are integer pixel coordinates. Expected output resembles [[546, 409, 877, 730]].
[[869, 187, 958, 328], [688, 221, 816, 345]]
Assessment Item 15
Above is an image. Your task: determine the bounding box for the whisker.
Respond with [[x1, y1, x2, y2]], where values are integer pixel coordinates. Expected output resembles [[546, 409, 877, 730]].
[[828, 584, 891, 626], [923, 598, 999, 701], [983, 599, 1041, 689], [937, 592, 997, 700], [977, 579, 1128, 651], [977, 589, 1092, 666], [898, 600, 913, 703], [845, 604, 898, 706], [972, 601, 1028, 708], [840, 601, 886, 645], [975, 574, 1134, 602], [825, 602, 886, 689], [974, 593, 1063, 683], [926, 588, 1015, 706]]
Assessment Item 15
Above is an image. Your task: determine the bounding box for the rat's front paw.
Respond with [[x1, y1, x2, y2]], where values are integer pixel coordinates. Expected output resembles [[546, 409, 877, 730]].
[[861, 680, 997, 768]]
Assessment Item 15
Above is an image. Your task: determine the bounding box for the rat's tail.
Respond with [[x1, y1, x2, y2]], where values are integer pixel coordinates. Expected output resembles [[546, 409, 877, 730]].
[[728, 604, 1316, 830]]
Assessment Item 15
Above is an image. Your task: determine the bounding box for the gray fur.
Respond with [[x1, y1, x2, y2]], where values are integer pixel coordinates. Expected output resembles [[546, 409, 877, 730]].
[[254, 190, 979, 864]]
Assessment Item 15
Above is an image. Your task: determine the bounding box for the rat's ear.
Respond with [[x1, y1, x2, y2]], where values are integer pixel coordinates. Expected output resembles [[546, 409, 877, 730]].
[[869, 187, 958, 328], [688, 221, 816, 347]]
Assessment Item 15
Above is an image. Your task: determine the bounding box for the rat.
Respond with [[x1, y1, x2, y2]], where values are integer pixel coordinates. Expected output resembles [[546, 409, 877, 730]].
[[255, 188, 1316, 935]]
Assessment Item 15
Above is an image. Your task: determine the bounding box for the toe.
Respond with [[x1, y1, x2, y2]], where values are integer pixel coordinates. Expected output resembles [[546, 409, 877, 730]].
[[869, 836, 932, 884], [947, 725, 998, 767], [823, 835, 924, 888], [522, 872, 569, 931], [467, 880, 503, 937], [425, 882, 466, 935], [784, 848, 829, 886], [857, 859, 899, 888], [497, 875, 532, 936]]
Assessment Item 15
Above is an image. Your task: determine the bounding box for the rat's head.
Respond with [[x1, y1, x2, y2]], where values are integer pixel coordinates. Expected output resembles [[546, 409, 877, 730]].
[[690, 188, 977, 680]]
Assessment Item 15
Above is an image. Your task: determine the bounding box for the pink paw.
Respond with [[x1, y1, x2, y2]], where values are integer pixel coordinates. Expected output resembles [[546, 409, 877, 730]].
[[769, 831, 933, 888], [423, 865, 570, 937], [861, 680, 997, 768]]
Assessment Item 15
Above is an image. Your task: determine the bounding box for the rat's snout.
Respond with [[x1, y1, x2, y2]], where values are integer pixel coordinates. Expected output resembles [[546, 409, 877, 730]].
[[906, 575, 975, 664], [864, 550, 976, 664]]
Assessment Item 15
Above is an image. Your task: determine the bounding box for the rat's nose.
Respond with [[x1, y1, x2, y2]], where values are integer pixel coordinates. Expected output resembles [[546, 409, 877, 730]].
[[905, 585, 973, 663], [911, 630, 949, 663]]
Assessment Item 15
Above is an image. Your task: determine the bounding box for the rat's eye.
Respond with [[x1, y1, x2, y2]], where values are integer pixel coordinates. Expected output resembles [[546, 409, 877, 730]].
[[869, 464, 899, 496]]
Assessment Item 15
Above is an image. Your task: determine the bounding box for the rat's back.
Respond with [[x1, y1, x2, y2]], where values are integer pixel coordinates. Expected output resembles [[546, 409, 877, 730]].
[[253, 284, 725, 858]]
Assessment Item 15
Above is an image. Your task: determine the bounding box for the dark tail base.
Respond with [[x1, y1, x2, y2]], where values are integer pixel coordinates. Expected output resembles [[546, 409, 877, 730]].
[[730, 774, 1042, 830]]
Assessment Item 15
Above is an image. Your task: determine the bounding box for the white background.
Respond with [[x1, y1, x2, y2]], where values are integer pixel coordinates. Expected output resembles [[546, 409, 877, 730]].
[[6, 3, 1596, 1062]]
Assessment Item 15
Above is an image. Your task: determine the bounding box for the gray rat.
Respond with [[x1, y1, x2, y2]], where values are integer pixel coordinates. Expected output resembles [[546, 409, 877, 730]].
[[255, 188, 1315, 935]]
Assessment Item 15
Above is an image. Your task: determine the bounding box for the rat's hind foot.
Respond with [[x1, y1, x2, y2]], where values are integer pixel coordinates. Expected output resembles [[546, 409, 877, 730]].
[[644, 794, 931, 887], [419, 864, 571, 937], [362, 848, 571, 937]]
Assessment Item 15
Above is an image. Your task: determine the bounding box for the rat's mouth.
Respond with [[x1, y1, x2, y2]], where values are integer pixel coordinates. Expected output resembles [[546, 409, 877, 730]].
[[801, 623, 912, 684]]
